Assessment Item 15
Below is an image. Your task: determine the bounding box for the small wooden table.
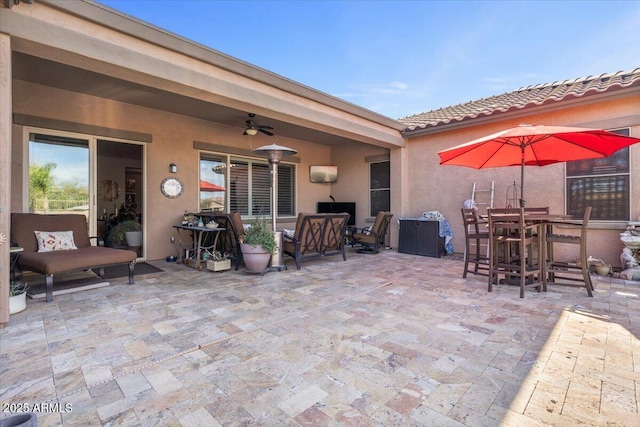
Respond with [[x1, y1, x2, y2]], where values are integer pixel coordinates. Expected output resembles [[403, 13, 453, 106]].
[[173, 225, 226, 271]]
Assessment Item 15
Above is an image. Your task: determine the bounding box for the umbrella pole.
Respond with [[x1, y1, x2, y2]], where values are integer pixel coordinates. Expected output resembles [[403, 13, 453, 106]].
[[519, 146, 526, 208]]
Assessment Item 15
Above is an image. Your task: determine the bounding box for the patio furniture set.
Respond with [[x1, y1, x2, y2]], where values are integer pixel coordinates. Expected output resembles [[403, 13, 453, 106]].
[[461, 206, 593, 298], [8, 209, 394, 306], [175, 211, 391, 272]]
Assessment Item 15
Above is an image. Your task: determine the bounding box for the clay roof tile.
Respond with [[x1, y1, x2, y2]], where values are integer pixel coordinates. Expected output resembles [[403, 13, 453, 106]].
[[400, 68, 640, 132]]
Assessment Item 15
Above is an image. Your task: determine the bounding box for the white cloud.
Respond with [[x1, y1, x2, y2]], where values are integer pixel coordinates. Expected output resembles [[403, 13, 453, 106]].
[[340, 81, 411, 97]]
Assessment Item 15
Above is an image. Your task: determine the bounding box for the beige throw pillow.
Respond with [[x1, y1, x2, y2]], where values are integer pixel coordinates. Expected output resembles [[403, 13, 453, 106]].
[[34, 230, 78, 252]]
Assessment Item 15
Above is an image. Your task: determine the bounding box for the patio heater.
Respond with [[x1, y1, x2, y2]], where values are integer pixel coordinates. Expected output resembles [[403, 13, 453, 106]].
[[251, 143, 297, 270]]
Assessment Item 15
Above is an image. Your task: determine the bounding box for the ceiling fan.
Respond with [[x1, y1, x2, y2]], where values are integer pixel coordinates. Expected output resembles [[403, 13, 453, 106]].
[[243, 113, 274, 136]]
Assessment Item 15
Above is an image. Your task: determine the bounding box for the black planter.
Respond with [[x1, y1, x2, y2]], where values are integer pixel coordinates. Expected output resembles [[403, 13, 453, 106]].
[[0, 413, 37, 427]]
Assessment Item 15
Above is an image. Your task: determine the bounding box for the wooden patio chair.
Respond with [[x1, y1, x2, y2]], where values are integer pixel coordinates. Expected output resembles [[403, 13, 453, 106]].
[[461, 208, 490, 278], [543, 206, 593, 297], [488, 208, 544, 298]]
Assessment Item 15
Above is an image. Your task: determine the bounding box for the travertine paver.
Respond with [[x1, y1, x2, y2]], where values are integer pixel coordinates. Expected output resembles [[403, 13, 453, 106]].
[[1, 249, 640, 426]]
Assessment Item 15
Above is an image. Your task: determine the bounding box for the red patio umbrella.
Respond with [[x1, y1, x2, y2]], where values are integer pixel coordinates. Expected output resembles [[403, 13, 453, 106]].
[[199, 179, 226, 192], [437, 124, 640, 207]]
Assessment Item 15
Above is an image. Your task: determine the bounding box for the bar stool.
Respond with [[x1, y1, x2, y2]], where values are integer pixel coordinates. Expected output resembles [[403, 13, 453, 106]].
[[461, 208, 490, 278], [523, 207, 549, 265], [544, 206, 593, 296], [488, 208, 544, 298]]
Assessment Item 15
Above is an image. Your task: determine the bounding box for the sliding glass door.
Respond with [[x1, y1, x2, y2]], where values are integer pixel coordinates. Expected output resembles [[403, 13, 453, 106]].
[[27, 130, 144, 256]]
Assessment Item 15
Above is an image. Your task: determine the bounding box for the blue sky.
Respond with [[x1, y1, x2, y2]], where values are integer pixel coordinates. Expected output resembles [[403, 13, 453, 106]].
[[98, 0, 639, 119]]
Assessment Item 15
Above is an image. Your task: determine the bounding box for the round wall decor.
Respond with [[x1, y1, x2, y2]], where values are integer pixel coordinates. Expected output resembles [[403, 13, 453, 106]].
[[161, 177, 183, 198]]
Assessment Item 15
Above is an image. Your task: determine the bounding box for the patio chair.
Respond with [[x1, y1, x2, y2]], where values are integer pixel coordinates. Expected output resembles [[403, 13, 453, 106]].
[[522, 207, 550, 261], [351, 211, 393, 254], [461, 208, 489, 278], [197, 211, 245, 270], [282, 212, 350, 269], [543, 206, 593, 297], [488, 208, 544, 298]]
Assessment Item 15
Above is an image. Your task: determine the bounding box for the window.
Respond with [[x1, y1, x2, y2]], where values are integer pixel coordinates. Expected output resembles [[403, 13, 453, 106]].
[[566, 128, 630, 221], [200, 155, 227, 211], [370, 161, 390, 216], [201, 153, 295, 217], [29, 133, 89, 214]]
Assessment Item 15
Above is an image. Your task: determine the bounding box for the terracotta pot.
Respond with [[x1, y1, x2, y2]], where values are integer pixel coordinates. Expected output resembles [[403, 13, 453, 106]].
[[595, 264, 611, 276], [240, 243, 271, 273]]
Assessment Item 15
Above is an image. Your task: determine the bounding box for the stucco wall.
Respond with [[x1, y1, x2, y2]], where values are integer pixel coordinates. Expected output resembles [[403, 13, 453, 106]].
[[11, 81, 344, 261], [10, 81, 639, 266], [330, 143, 390, 227], [403, 95, 640, 267]]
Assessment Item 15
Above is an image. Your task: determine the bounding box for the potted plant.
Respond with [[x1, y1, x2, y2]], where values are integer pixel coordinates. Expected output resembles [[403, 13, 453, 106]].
[[107, 202, 142, 247], [123, 220, 143, 247], [240, 217, 276, 273], [9, 281, 28, 315], [108, 219, 142, 247]]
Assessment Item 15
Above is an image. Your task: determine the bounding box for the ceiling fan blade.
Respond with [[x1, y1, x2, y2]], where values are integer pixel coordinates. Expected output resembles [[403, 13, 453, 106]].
[[259, 125, 274, 130], [259, 128, 274, 136]]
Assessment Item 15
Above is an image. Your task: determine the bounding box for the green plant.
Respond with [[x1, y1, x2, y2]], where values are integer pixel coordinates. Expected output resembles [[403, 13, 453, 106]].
[[10, 281, 28, 297], [241, 217, 276, 255], [114, 202, 138, 223], [108, 219, 141, 246]]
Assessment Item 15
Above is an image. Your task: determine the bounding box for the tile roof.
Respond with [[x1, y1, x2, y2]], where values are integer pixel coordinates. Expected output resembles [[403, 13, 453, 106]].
[[399, 68, 640, 132]]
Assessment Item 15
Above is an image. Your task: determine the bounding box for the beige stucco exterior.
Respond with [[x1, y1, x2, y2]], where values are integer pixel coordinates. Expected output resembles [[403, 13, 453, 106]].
[[0, 0, 405, 323], [0, 1, 638, 325], [402, 95, 640, 268]]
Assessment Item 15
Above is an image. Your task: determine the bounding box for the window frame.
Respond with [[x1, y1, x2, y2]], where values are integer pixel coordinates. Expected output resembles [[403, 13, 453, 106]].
[[199, 151, 296, 219], [564, 128, 631, 222], [369, 160, 390, 217]]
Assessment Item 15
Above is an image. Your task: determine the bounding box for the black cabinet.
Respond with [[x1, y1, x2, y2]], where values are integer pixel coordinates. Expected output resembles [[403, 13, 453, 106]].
[[398, 219, 445, 257]]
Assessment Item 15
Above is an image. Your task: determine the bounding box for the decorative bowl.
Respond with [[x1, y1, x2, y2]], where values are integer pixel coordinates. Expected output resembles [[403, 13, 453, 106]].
[[205, 222, 219, 229], [594, 264, 611, 276]]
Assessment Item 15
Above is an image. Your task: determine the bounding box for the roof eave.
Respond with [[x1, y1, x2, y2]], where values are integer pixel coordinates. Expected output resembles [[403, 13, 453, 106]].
[[401, 85, 640, 137], [39, 0, 404, 131]]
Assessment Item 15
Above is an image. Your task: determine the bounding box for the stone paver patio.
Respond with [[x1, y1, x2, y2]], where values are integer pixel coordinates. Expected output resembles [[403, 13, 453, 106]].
[[1, 249, 639, 426]]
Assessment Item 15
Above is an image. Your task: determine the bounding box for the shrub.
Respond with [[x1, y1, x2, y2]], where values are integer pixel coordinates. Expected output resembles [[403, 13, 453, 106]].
[[241, 217, 276, 255]]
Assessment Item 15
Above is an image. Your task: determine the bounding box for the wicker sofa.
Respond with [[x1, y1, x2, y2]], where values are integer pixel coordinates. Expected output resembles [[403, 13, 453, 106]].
[[11, 213, 137, 302], [282, 212, 350, 269]]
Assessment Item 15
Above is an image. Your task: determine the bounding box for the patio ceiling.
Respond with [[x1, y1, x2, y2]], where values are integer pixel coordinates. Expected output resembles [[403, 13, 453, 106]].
[[13, 53, 373, 147]]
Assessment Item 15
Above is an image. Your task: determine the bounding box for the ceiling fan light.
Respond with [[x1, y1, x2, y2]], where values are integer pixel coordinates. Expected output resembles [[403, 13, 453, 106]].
[[245, 128, 258, 136]]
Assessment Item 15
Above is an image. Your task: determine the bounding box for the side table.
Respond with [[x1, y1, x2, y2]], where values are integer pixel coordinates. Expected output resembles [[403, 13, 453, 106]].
[[173, 225, 226, 271]]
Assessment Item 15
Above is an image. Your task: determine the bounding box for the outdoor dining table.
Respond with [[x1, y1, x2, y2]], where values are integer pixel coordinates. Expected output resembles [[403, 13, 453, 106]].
[[526, 213, 575, 279], [482, 211, 575, 287], [173, 225, 226, 271]]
